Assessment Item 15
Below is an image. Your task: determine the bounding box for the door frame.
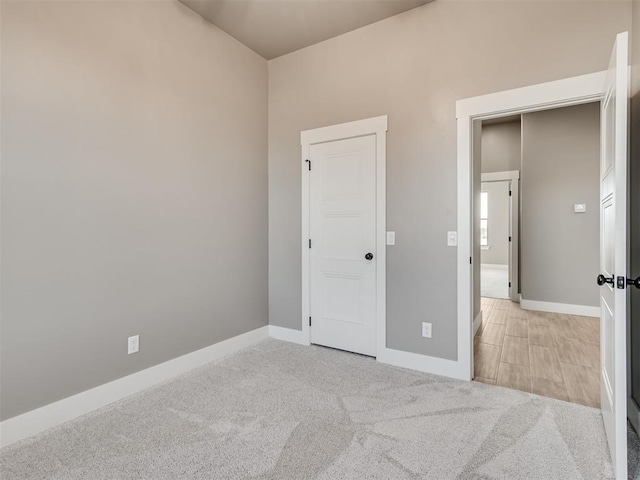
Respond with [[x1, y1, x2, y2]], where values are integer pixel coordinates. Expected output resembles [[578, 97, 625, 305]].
[[301, 115, 388, 354], [480, 170, 520, 303], [456, 71, 605, 381]]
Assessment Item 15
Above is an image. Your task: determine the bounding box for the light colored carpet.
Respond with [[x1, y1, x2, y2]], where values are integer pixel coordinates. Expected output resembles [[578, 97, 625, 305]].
[[481, 264, 509, 299], [0, 339, 617, 479]]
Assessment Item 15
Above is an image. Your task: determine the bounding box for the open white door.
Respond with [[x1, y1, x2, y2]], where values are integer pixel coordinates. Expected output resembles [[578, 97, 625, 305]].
[[598, 31, 629, 479]]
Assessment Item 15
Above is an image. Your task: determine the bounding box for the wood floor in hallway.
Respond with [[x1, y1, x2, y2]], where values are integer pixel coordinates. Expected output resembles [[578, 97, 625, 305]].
[[474, 297, 600, 408]]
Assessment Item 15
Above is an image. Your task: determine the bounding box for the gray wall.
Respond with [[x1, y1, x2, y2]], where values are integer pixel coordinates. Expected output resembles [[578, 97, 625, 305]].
[[1, 1, 268, 420], [520, 103, 600, 308], [481, 182, 510, 266], [479, 120, 521, 296], [630, 0, 640, 407], [481, 121, 522, 174], [268, 1, 630, 360]]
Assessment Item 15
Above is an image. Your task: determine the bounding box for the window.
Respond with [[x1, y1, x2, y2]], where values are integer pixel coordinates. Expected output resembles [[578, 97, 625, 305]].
[[480, 191, 488, 246]]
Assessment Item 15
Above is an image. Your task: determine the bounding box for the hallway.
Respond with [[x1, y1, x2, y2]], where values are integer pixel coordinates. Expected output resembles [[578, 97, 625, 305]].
[[474, 298, 599, 407]]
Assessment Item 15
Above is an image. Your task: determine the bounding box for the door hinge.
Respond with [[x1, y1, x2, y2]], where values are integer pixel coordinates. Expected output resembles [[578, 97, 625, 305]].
[[509, 190, 512, 196], [309, 316, 312, 326], [470, 257, 472, 265], [305, 159, 311, 171], [509, 282, 511, 288], [509, 236, 512, 242], [309, 239, 311, 249]]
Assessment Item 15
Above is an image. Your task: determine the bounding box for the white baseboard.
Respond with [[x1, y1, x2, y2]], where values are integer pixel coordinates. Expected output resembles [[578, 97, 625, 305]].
[[377, 347, 468, 381], [268, 325, 310, 346], [0, 325, 269, 449], [473, 311, 483, 337], [629, 397, 640, 435], [520, 298, 600, 317]]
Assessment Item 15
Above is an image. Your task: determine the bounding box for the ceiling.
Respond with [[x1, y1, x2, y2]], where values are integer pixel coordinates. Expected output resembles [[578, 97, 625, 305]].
[[179, 0, 433, 60]]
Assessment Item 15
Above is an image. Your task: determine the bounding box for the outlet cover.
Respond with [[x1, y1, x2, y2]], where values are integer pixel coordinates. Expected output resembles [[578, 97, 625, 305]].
[[128, 335, 139, 354], [422, 322, 432, 338]]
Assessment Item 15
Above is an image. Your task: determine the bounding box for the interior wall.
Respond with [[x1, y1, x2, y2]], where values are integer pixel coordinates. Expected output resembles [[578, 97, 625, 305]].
[[268, 0, 630, 361], [520, 103, 600, 308], [630, 0, 640, 410], [479, 119, 521, 298], [1, 1, 268, 420], [481, 182, 510, 266], [481, 121, 522, 174]]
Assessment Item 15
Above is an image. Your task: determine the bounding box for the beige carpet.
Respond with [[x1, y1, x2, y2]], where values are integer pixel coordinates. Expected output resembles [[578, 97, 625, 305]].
[[0, 339, 621, 479], [481, 264, 509, 299]]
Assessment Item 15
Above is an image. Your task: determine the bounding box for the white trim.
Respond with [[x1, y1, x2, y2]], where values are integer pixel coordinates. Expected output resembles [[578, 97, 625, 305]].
[[481, 170, 520, 182], [300, 115, 388, 145], [473, 311, 483, 337], [520, 299, 600, 317], [301, 115, 387, 355], [377, 348, 468, 380], [628, 398, 640, 435], [268, 325, 310, 346], [481, 263, 508, 269], [456, 71, 605, 120], [0, 326, 269, 449], [456, 71, 606, 381]]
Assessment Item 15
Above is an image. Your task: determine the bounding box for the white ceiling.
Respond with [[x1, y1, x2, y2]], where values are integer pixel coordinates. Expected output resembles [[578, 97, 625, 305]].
[[179, 0, 433, 60]]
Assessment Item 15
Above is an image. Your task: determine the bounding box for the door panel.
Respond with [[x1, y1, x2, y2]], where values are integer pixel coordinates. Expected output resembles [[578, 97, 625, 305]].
[[310, 135, 377, 356], [599, 31, 628, 479]]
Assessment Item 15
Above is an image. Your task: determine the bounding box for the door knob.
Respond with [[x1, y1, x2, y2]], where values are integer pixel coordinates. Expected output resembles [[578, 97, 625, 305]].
[[365, 252, 374, 261], [597, 274, 614, 286], [625, 277, 640, 289]]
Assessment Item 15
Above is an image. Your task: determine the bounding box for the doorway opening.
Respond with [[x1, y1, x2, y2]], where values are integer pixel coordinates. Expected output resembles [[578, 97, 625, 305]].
[[458, 32, 629, 477], [474, 104, 601, 407], [480, 181, 511, 300]]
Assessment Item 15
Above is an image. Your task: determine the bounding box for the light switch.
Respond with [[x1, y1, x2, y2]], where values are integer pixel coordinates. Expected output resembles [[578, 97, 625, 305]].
[[574, 204, 586, 213], [386, 231, 396, 246], [447, 231, 458, 247]]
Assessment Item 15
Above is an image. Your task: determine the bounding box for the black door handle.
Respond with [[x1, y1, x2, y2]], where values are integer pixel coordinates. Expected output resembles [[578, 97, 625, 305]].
[[365, 252, 374, 261], [626, 277, 640, 289], [597, 274, 614, 286]]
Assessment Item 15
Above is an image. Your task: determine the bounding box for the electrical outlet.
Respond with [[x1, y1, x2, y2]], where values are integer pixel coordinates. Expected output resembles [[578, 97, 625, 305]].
[[128, 335, 139, 354], [422, 322, 432, 338], [574, 204, 586, 213]]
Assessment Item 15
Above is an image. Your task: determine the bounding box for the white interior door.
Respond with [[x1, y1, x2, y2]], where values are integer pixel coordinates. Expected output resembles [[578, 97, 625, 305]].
[[309, 134, 377, 356], [599, 31, 628, 479]]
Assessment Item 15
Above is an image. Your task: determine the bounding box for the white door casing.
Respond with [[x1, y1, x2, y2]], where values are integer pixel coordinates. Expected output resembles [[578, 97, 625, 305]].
[[309, 135, 377, 356], [599, 31, 628, 480], [301, 116, 387, 357], [457, 70, 608, 384]]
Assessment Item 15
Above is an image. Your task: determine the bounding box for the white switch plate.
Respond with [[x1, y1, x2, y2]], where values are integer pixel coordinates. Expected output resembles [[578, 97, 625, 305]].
[[447, 231, 458, 247], [128, 335, 139, 355], [386, 231, 396, 245], [574, 204, 586, 213], [422, 322, 432, 338]]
